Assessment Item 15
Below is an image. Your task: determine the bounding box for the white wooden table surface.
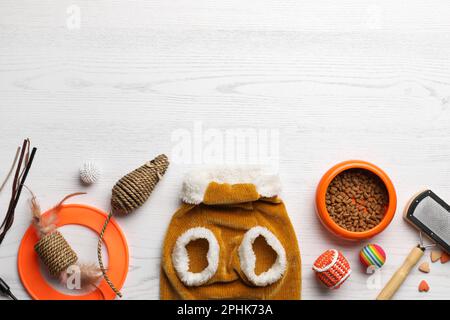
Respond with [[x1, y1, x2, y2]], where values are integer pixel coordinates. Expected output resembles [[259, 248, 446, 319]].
[[1, 0, 449, 300]]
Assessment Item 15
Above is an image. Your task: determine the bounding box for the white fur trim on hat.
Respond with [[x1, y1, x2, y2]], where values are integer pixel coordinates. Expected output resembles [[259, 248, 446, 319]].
[[238, 226, 287, 287], [181, 166, 282, 204], [172, 227, 220, 287]]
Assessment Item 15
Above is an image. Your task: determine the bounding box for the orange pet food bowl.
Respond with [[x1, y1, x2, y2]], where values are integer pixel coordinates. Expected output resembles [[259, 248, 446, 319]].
[[18, 204, 128, 300], [316, 160, 397, 240]]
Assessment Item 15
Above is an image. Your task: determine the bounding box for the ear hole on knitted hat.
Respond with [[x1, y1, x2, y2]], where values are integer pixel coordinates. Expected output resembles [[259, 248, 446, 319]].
[[238, 226, 287, 287], [186, 239, 209, 273], [253, 235, 277, 276], [172, 227, 220, 287]]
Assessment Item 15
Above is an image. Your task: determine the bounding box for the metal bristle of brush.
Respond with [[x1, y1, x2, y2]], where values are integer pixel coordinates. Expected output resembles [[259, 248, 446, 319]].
[[97, 154, 170, 298], [377, 190, 449, 300]]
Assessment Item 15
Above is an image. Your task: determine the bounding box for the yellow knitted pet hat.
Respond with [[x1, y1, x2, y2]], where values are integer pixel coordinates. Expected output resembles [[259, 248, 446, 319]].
[[160, 167, 301, 300]]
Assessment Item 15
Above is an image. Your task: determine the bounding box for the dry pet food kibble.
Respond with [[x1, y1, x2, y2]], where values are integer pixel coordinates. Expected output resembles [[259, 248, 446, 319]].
[[325, 169, 389, 232]]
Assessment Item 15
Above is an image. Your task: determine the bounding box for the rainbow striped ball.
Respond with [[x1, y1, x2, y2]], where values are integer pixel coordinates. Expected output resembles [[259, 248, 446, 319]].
[[359, 244, 386, 270]]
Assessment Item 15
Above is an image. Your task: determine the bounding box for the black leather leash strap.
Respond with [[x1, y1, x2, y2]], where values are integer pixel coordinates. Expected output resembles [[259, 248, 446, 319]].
[[0, 139, 37, 244]]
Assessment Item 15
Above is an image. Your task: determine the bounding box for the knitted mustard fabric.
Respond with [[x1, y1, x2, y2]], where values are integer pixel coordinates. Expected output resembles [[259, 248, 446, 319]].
[[160, 168, 301, 300]]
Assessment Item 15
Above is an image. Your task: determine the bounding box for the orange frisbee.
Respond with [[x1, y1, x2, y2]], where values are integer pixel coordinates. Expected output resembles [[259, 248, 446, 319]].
[[18, 204, 128, 300]]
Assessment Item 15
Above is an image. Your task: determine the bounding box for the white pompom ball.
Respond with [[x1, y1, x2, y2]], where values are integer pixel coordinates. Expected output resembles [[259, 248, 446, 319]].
[[80, 161, 100, 185]]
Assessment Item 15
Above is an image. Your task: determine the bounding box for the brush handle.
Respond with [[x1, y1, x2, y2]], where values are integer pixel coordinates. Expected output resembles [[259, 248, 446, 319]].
[[376, 246, 424, 300]]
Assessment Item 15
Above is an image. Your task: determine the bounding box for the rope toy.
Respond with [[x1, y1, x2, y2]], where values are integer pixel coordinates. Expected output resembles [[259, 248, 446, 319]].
[[30, 192, 102, 288], [98, 154, 170, 297], [312, 249, 351, 289]]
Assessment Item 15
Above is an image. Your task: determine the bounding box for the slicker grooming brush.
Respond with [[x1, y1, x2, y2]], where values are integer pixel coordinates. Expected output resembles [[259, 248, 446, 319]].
[[377, 190, 449, 300], [404, 190, 450, 253]]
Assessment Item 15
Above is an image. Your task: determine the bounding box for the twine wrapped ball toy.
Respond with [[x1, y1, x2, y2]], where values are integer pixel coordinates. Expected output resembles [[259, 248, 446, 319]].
[[34, 231, 77, 276], [79, 161, 101, 185], [98, 154, 170, 297], [313, 249, 351, 289]]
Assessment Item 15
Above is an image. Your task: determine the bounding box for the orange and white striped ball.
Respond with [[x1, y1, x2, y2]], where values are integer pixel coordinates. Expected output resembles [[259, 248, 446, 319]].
[[359, 244, 386, 269], [312, 249, 351, 289]]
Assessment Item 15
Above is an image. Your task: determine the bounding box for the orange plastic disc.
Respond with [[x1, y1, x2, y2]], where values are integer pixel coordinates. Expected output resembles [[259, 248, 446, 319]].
[[18, 204, 129, 300]]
